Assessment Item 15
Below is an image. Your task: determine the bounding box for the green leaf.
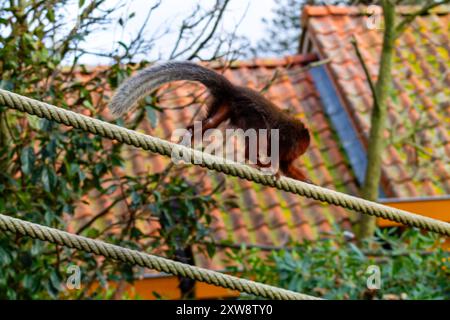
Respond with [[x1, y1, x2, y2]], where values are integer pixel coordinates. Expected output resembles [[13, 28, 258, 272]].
[[44, 211, 55, 225], [46, 9, 55, 23], [31, 241, 43, 256], [0, 246, 11, 264], [348, 243, 365, 259], [145, 96, 163, 112], [26, 114, 41, 130], [82, 100, 95, 112], [145, 106, 158, 128], [41, 166, 57, 192], [206, 243, 216, 258], [20, 147, 35, 175], [131, 227, 142, 238], [50, 270, 61, 292], [23, 274, 35, 290]]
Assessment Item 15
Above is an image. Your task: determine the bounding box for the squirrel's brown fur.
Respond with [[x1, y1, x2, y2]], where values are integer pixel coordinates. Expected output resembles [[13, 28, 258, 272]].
[[109, 61, 311, 183]]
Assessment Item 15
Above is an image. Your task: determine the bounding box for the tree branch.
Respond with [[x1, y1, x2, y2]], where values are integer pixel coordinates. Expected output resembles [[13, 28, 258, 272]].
[[350, 36, 379, 110], [187, 0, 230, 60], [57, 0, 103, 57], [260, 58, 331, 94], [395, 0, 450, 38], [75, 195, 126, 234]]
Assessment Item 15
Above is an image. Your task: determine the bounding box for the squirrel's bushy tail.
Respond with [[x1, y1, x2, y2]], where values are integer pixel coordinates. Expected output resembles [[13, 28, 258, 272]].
[[109, 61, 234, 117]]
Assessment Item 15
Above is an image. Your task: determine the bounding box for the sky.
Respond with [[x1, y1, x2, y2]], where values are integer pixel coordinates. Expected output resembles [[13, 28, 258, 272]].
[[75, 0, 276, 65]]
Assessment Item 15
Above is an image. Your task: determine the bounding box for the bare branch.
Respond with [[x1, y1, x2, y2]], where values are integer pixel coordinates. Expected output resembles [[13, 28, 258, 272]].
[[170, 3, 222, 60], [351, 36, 379, 110], [187, 0, 230, 60], [260, 58, 331, 93], [127, 0, 162, 57], [75, 195, 126, 234], [57, 0, 104, 57], [169, 4, 206, 59], [395, 0, 450, 38]]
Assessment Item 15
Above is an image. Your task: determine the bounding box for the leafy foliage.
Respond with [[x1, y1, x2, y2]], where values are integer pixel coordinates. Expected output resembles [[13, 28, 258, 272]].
[[0, 0, 222, 299], [150, 176, 218, 259], [225, 228, 449, 299]]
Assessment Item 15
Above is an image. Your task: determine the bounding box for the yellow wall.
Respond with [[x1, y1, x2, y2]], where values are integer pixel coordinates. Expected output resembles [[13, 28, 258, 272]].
[[121, 275, 239, 300], [378, 199, 450, 227]]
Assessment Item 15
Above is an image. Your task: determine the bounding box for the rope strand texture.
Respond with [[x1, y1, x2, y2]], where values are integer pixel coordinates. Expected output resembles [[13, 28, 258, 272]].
[[1, 89, 449, 237], [0, 213, 318, 300]]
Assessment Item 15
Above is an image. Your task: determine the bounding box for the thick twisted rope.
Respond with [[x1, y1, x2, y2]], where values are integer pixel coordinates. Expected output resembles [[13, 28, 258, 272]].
[[1, 89, 449, 237], [0, 213, 318, 300]]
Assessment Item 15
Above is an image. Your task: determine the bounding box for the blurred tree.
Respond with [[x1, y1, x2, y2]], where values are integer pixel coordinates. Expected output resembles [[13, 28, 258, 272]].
[[251, 0, 375, 57], [0, 0, 238, 299], [356, 0, 449, 239]]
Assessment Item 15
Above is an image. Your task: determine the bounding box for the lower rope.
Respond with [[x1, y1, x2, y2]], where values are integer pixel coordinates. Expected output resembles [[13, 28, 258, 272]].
[[0, 89, 449, 237], [0, 213, 319, 300]]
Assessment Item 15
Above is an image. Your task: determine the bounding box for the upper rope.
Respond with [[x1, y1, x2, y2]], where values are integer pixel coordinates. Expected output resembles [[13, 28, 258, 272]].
[[0, 88, 449, 236]]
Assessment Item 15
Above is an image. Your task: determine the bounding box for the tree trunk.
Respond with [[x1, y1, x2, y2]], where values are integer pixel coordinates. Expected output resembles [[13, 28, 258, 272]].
[[357, 0, 395, 239]]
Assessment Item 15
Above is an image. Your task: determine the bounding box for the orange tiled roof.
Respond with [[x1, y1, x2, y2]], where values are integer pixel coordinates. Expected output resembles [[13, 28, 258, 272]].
[[301, 5, 450, 198], [73, 55, 357, 270]]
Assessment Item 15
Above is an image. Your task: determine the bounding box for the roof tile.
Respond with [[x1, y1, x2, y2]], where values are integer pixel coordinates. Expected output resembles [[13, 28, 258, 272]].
[[303, 5, 450, 198]]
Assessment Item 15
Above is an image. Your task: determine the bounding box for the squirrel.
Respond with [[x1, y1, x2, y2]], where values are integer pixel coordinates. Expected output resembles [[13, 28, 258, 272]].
[[109, 61, 311, 183]]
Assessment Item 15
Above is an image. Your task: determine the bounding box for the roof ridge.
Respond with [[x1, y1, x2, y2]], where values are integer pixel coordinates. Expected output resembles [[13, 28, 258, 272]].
[[206, 53, 319, 70], [302, 4, 450, 17]]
